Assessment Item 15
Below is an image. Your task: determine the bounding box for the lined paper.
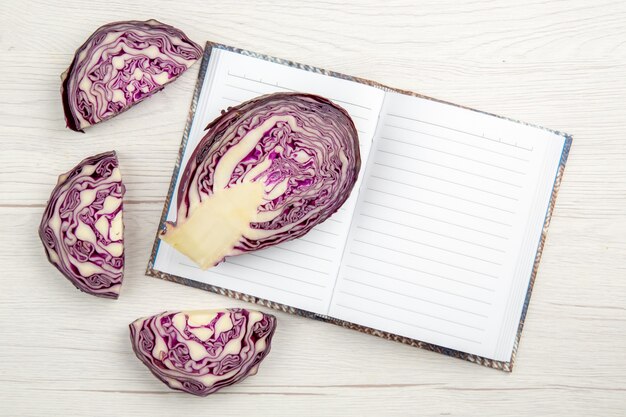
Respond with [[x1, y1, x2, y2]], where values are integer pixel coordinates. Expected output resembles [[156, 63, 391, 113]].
[[329, 92, 565, 359], [153, 48, 385, 314]]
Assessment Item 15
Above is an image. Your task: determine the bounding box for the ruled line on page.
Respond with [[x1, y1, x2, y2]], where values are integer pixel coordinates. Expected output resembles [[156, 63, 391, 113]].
[[341, 277, 489, 318], [217, 271, 323, 300], [273, 245, 333, 262], [348, 253, 496, 292], [356, 225, 503, 265], [298, 238, 336, 249], [386, 113, 534, 152], [344, 264, 493, 305], [307, 223, 341, 236], [353, 239, 500, 280], [180, 259, 323, 288], [373, 162, 520, 201], [226, 71, 374, 114], [383, 124, 530, 162], [228, 72, 296, 91], [225, 259, 327, 288], [334, 303, 483, 344], [359, 213, 506, 253], [179, 262, 323, 300], [376, 148, 524, 186], [362, 200, 510, 240], [248, 253, 328, 274], [225, 83, 263, 95], [312, 228, 340, 236], [369, 175, 516, 214], [367, 187, 513, 226], [338, 290, 486, 330], [331, 98, 372, 111]]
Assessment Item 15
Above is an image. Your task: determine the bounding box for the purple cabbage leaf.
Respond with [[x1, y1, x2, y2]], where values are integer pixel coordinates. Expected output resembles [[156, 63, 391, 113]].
[[61, 19, 203, 131], [129, 309, 277, 396], [39, 151, 125, 299], [160, 92, 360, 269]]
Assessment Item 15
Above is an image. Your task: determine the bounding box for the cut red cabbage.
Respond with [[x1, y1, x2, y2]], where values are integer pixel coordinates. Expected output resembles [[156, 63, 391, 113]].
[[129, 309, 277, 396], [39, 151, 125, 299], [61, 19, 203, 132], [161, 92, 360, 269]]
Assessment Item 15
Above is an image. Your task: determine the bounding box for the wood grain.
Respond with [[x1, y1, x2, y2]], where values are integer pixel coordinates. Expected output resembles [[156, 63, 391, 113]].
[[1, 0, 625, 416]]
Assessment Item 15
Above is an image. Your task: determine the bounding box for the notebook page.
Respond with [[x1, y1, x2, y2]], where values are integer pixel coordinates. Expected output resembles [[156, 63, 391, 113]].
[[329, 92, 565, 360], [153, 47, 385, 314]]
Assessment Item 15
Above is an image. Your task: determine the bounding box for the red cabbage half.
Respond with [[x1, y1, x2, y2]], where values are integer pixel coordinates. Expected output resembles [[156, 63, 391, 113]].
[[39, 151, 125, 299], [129, 309, 277, 396], [161, 92, 360, 269], [61, 19, 203, 131]]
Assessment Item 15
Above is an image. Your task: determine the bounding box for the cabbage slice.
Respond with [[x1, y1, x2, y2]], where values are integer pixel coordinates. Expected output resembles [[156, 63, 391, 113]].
[[61, 19, 203, 131], [39, 151, 125, 299], [161, 93, 360, 269], [129, 309, 277, 396]]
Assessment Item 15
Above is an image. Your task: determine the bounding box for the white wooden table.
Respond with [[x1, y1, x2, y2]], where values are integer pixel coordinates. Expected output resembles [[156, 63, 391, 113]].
[[1, 1, 625, 416]]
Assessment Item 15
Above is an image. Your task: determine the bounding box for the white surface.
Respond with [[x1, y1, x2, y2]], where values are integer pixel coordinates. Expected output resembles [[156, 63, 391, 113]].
[[0, 0, 625, 416]]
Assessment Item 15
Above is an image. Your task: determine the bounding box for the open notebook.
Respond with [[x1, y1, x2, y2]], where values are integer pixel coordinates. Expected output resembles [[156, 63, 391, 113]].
[[147, 42, 572, 371]]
